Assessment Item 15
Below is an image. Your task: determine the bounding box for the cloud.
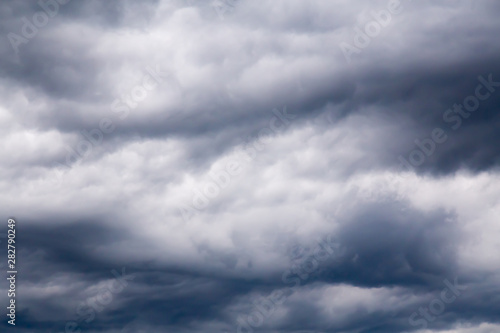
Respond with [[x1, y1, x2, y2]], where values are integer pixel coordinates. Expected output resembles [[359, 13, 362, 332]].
[[1, 0, 499, 332]]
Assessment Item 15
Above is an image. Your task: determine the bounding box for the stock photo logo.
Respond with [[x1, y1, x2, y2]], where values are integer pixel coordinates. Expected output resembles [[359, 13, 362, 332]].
[[398, 74, 500, 173], [7, 0, 72, 54], [339, 0, 406, 63], [409, 278, 468, 329], [0, 232, 6, 269], [339, 0, 478, 64]]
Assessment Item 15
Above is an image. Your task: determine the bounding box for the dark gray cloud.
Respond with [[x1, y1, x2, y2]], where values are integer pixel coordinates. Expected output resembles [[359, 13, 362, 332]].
[[1, 1, 500, 333]]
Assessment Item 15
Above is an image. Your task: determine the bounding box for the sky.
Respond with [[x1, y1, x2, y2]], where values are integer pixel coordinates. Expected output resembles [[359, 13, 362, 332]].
[[0, 0, 500, 332]]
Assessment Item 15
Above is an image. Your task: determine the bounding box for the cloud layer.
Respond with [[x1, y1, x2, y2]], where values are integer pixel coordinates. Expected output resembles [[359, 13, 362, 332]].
[[0, 0, 499, 332]]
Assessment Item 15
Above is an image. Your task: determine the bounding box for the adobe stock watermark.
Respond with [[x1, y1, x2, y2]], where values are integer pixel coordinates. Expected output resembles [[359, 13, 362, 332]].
[[409, 277, 467, 329], [339, 0, 409, 64], [231, 236, 345, 333], [340, 0, 478, 64], [54, 267, 135, 333], [7, 0, 72, 54], [51, 65, 173, 183], [398, 74, 499, 173], [0, 232, 7, 270], [177, 106, 296, 222]]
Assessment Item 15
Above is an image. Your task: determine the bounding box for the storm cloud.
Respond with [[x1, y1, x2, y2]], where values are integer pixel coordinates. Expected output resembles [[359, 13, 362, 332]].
[[0, 0, 499, 332]]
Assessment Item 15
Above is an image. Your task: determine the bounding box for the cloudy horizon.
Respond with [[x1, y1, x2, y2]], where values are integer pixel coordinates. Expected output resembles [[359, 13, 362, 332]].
[[1, 0, 500, 332]]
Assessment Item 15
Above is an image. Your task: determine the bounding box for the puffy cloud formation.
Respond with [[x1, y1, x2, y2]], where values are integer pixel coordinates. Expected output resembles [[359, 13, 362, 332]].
[[0, 0, 499, 332]]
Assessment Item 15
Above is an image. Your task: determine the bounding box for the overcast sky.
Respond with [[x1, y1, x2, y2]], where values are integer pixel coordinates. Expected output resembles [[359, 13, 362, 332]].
[[1, 0, 500, 332]]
